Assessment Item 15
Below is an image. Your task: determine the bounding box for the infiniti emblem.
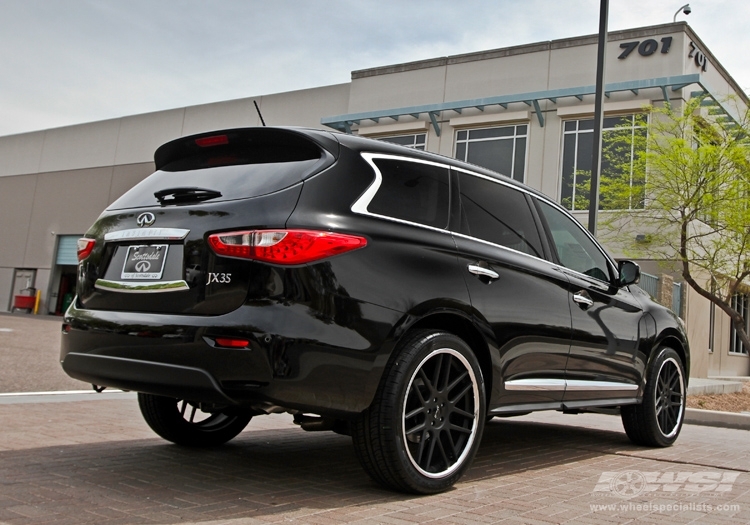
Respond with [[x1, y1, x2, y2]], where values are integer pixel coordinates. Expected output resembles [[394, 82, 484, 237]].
[[135, 261, 151, 272], [136, 212, 155, 227]]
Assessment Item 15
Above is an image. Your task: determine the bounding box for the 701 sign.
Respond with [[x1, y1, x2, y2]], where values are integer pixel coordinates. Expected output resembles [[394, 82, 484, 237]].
[[618, 36, 708, 72], [618, 37, 673, 59]]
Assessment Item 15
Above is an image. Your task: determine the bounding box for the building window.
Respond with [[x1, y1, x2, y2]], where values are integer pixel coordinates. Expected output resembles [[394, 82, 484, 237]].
[[377, 134, 427, 150], [709, 302, 715, 353], [561, 114, 646, 211], [730, 293, 750, 355], [454, 125, 527, 182]]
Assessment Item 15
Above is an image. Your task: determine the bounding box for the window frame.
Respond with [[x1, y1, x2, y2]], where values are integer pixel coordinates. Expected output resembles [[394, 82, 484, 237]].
[[559, 113, 648, 212], [454, 124, 529, 183], [375, 133, 427, 151], [729, 293, 750, 356]]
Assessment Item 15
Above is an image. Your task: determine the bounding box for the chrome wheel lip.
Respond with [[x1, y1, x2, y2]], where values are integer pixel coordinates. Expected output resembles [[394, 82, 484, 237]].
[[401, 347, 480, 479], [654, 356, 685, 439]]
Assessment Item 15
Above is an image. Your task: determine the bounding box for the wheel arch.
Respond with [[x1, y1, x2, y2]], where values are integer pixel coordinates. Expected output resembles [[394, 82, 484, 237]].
[[404, 311, 493, 408], [653, 330, 690, 381]]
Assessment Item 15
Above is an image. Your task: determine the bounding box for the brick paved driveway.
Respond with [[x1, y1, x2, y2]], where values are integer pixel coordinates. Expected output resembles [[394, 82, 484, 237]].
[[0, 397, 748, 525], [0, 314, 749, 524]]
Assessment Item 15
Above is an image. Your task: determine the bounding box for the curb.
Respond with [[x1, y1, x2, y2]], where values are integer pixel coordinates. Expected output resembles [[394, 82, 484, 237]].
[[685, 408, 750, 431], [0, 390, 136, 405]]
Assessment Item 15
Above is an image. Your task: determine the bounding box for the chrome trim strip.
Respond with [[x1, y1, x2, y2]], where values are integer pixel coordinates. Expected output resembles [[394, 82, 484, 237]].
[[505, 379, 566, 391], [94, 279, 190, 293], [505, 379, 638, 392], [564, 380, 639, 391], [104, 228, 190, 241]]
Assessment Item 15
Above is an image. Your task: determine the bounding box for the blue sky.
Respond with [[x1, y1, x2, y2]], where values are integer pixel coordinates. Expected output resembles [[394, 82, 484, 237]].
[[1, 0, 747, 136]]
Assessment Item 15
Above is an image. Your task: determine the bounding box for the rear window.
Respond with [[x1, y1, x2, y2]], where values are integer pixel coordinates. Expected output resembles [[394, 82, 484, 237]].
[[108, 129, 332, 210]]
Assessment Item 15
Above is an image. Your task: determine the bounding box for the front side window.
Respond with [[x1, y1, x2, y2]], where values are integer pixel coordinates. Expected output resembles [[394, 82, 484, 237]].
[[561, 114, 646, 211], [458, 173, 543, 258], [730, 293, 750, 355], [367, 158, 450, 229], [377, 134, 427, 150], [537, 200, 612, 283], [455, 125, 527, 182]]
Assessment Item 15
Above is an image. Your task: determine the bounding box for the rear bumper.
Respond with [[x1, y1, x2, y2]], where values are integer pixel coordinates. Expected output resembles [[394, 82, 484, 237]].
[[61, 353, 234, 405], [60, 300, 399, 416]]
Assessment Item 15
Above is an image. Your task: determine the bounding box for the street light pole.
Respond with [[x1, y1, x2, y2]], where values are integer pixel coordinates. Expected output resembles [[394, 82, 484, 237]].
[[587, 0, 609, 236]]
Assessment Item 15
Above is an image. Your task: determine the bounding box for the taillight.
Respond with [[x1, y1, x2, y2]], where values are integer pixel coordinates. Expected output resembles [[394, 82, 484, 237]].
[[207, 229, 367, 264], [77, 238, 96, 261]]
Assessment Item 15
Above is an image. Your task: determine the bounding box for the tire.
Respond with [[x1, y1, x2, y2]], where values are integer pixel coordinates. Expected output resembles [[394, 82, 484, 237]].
[[621, 347, 686, 447], [352, 330, 486, 494], [138, 393, 253, 447]]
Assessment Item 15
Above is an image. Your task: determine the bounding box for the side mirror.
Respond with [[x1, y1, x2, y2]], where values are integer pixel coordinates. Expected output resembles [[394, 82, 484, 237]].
[[618, 260, 640, 287]]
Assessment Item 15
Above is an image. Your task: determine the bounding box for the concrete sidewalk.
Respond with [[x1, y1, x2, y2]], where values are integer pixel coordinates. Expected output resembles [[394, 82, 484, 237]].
[[688, 377, 746, 396]]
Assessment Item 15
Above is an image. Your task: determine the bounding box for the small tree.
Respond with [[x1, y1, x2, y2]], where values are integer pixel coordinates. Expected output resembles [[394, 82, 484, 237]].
[[606, 96, 750, 352]]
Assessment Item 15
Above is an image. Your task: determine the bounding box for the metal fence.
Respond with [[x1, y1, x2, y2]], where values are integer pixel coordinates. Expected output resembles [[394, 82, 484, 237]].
[[638, 271, 683, 317], [673, 281, 683, 317], [639, 272, 659, 299]]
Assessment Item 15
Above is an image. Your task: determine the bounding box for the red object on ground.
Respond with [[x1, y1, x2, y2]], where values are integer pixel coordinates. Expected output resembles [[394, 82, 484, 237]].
[[13, 295, 35, 310]]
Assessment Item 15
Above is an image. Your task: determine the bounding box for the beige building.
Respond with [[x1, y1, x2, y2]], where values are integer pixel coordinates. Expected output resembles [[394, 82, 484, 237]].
[[0, 22, 747, 378]]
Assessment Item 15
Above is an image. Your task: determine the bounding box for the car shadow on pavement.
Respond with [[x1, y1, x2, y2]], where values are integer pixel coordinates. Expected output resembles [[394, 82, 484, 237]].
[[0, 417, 637, 524]]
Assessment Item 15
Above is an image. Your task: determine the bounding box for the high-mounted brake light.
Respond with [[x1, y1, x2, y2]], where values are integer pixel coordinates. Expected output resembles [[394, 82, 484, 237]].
[[77, 238, 96, 261], [195, 135, 229, 147], [207, 229, 367, 265]]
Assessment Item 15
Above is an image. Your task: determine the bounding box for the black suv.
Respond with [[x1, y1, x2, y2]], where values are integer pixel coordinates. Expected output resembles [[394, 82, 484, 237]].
[[61, 127, 689, 494]]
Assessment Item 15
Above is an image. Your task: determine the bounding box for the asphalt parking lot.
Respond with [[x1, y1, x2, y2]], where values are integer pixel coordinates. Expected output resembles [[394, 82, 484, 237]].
[[0, 313, 749, 524]]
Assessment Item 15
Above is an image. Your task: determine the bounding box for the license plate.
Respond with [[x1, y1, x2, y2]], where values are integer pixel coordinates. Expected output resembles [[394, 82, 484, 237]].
[[121, 245, 169, 280]]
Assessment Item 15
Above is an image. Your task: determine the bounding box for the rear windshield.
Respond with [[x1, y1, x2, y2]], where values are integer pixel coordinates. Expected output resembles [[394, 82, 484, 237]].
[[108, 129, 332, 210], [108, 159, 324, 210]]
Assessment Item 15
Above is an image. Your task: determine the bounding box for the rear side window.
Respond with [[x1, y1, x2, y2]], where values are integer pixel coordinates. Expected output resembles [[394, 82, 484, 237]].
[[368, 158, 450, 229], [458, 173, 543, 258]]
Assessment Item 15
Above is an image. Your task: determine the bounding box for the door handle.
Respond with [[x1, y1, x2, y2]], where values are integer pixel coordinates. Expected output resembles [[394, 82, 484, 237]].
[[467, 264, 499, 280], [573, 291, 594, 309]]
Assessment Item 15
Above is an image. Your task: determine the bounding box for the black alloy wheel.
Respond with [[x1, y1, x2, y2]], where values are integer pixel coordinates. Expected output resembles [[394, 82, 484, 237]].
[[352, 330, 485, 494], [621, 347, 685, 447], [138, 393, 253, 447]]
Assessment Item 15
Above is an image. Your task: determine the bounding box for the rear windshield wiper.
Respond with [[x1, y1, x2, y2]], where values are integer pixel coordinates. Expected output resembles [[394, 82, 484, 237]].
[[154, 187, 223, 204]]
